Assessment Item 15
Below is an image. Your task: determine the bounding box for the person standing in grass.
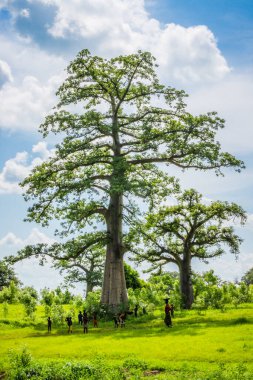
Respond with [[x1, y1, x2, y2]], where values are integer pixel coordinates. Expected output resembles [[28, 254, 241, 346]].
[[83, 313, 88, 333], [83, 310, 88, 320], [78, 311, 83, 325], [113, 314, 119, 328], [93, 313, 98, 328], [164, 298, 172, 328], [47, 317, 52, 333], [134, 305, 138, 317], [171, 304, 175, 318], [119, 312, 126, 327], [66, 317, 73, 333]]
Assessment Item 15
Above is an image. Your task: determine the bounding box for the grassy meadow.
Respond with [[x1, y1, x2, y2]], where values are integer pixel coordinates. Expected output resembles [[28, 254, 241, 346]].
[[0, 303, 253, 379]]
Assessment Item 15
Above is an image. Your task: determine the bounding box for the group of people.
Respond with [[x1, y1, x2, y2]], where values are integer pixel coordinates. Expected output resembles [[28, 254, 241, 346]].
[[78, 310, 98, 333], [47, 310, 98, 334], [47, 301, 175, 333]]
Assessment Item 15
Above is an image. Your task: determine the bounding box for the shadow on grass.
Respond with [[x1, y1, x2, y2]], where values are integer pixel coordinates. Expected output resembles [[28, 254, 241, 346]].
[[2, 315, 252, 341]]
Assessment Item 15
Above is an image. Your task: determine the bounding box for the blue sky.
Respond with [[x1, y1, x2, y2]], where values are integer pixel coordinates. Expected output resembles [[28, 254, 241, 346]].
[[0, 0, 253, 293]]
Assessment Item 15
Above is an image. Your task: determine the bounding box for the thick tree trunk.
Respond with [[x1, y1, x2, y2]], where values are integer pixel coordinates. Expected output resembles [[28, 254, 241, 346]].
[[85, 281, 93, 298], [101, 194, 128, 309], [101, 109, 128, 310], [179, 257, 194, 309]]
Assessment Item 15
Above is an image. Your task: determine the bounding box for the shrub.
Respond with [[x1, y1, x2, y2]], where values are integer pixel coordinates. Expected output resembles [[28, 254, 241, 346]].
[[20, 292, 37, 318], [7, 348, 126, 380]]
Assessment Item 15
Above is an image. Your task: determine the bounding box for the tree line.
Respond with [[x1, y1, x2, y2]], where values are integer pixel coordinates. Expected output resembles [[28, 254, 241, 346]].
[[1, 265, 253, 322]]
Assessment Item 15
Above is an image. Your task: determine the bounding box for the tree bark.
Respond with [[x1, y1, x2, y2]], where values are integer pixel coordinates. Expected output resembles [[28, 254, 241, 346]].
[[101, 194, 128, 309], [85, 281, 93, 298], [179, 256, 194, 309], [100, 104, 128, 310]]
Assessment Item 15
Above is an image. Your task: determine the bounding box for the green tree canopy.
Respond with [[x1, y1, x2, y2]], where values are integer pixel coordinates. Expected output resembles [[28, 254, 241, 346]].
[[0, 260, 20, 291], [241, 267, 253, 285], [124, 262, 145, 289]]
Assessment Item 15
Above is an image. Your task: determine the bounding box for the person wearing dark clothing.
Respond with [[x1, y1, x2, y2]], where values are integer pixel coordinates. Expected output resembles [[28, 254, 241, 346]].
[[164, 298, 172, 327], [66, 317, 73, 333], [119, 312, 126, 327], [113, 315, 119, 328], [83, 314, 88, 333], [170, 304, 175, 318], [134, 305, 138, 317], [47, 317, 52, 332], [78, 311, 83, 325], [83, 310, 88, 319], [93, 313, 98, 328]]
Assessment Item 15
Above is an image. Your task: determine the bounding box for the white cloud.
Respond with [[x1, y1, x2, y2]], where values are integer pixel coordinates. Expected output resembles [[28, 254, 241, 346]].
[[0, 228, 55, 248], [0, 0, 232, 133], [0, 59, 13, 86], [0, 75, 61, 131], [0, 228, 62, 291], [187, 71, 253, 154], [192, 251, 253, 282], [0, 32, 66, 83], [32, 141, 51, 160], [0, 31, 66, 132], [24, 228, 56, 245], [0, 232, 23, 246], [20, 8, 30, 18], [35, 0, 230, 83], [0, 142, 53, 194], [245, 214, 253, 231], [0, 1, 8, 7]]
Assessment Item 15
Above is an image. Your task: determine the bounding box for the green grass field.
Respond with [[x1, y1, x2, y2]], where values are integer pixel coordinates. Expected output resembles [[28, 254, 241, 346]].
[[0, 303, 253, 379]]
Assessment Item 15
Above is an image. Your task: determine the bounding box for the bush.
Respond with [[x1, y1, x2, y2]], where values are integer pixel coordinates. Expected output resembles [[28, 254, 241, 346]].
[[7, 348, 127, 380], [20, 292, 37, 319], [0, 281, 20, 304], [123, 358, 148, 371], [51, 303, 65, 325], [85, 290, 101, 315], [40, 288, 55, 306]]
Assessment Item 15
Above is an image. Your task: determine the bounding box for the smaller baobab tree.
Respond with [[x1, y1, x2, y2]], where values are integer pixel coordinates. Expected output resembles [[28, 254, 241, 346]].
[[134, 189, 246, 309], [54, 248, 104, 296], [7, 233, 106, 297]]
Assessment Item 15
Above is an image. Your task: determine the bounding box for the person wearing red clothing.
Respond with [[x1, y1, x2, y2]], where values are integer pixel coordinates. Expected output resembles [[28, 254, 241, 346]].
[[164, 298, 172, 327]]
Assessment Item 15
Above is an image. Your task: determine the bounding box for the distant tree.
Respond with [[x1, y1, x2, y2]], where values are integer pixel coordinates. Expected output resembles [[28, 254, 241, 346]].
[[21, 286, 39, 301], [241, 267, 253, 285], [20, 290, 37, 318], [9, 238, 105, 297], [40, 287, 55, 306], [124, 262, 145, 289], [134, 189, 246, 309], [0, 281, 20, 304], [0, 260, 20, 291], [147, 270, 179, 293], [56, 249, 105, 296], [13, 50, 243, 309], [54, 286, 74, 304]]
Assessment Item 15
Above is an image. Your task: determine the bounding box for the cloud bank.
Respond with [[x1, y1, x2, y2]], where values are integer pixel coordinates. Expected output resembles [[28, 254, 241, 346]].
[[0, 142, 53, 194]]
